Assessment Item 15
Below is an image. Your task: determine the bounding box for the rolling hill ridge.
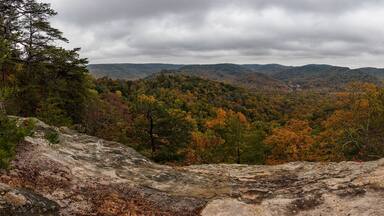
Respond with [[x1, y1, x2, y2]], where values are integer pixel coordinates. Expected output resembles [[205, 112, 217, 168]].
[[88, 63, 384, 91]]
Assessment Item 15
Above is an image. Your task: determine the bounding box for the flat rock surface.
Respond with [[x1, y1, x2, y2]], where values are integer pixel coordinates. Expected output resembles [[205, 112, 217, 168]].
[[1, 118, 384, 215]]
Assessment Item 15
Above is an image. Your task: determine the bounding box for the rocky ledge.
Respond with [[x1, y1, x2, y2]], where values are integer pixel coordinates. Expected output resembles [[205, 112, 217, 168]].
[[0, 182, 59, 216], [1, 118, 384, 215]]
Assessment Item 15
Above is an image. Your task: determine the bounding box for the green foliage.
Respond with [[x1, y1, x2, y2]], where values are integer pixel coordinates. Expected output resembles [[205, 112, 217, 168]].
[[45, 130, 60, 144], [0, 38, 11, 66], [0, 115, 34, 169], [37, 100, 73, 126], [88, 63, 182, 80], [91, 75, 280, 165], [176, 64, 287, 91], [88, 73, 384, 165], [0, 0, 90, 126], [132, 94, 195, 162], [272, 65, 381, 91], [240, 122, 270, 164], [0, 87, 14, 101]]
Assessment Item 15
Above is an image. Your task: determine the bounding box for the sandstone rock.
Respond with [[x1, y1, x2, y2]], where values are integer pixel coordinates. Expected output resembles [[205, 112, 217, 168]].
[[201, 199, 262, 216], [1, 118, 384, 215], [0, 183, 59, 216]]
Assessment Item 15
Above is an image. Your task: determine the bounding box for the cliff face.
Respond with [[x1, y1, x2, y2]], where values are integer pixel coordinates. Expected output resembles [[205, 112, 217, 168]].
[[1, 118, 384, 216]]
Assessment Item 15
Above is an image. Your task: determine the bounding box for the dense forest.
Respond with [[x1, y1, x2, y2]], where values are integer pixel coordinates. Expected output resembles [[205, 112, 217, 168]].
[[1, 0, 384, 168], [89, 74, 384, 164]]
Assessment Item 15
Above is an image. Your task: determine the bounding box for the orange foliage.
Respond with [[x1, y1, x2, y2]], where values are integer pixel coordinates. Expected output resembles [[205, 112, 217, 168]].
[[206, 108, 248, 129], [206, 108, 227, 128], [265, 119, 314, 164], [186, 131, 224, 164]]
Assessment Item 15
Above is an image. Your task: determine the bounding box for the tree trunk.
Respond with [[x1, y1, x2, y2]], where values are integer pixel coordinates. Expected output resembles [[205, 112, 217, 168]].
[[1, 63, 7, 86], [147, 111, 155, 159], [0, 100, 5, 114], [237, 141, 240, 164]]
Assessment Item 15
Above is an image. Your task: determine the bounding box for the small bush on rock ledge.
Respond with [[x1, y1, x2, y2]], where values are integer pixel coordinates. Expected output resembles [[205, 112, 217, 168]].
[[0, 115, 34, 169], [45, 130, 60, 145]]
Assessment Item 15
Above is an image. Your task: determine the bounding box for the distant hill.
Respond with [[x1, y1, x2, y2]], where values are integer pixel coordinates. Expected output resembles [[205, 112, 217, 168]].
[[87, 63, 183, 80], [176, 64, 288, 91], [355, 67, 384, 80], [242, 64, 292, 75], [88, 63, 292, 79], [271, 64, 382, 90], [88, 63, 384, 91]]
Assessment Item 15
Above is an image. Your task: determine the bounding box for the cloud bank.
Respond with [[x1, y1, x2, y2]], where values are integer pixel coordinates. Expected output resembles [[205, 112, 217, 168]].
[[47, 0, 384, 67]]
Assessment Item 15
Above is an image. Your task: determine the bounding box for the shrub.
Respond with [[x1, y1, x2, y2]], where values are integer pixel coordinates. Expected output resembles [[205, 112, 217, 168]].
[[0, 115, 34, 169], [38, 101, 73, 127], [44, 130, 60, 144]]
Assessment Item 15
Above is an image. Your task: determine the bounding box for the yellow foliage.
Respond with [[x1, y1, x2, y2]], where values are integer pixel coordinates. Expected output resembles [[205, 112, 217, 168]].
[[206, 108, 249, 129], [265, 119, 314, 164], [138, 94, 156, 104], [237, 112, 248, 124], [206, 108, 227, 128], [186, 131, 224, 164], [323, 110, 353, 129], [115, 90, 123, 97], [356, 98, 369, 110]]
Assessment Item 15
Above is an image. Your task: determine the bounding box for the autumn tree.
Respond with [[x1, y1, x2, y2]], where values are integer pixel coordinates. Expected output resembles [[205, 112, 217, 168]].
[[81, 89, 133, 144], [186, 131, 224, 164], [206, 108, 256, 164], [134, 94, 195, 162], [134, 95, 160, 158], [265, 119, 314, 164], [240, 121, 269, 164], [317, 82, 384, 161]]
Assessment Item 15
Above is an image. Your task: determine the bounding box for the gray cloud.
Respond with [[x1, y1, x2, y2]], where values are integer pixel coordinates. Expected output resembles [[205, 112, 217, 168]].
[[46, 0, 384, 67]]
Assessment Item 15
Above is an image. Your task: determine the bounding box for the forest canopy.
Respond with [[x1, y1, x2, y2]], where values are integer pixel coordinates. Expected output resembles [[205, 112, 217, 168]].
[[90, 74, 384, 164]]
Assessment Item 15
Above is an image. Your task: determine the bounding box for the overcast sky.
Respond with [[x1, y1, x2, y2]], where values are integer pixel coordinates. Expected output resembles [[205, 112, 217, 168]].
[[46, 0, 384, 68]]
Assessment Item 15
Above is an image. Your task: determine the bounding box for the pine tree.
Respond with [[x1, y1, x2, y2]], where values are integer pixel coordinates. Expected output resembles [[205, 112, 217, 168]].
[[0, 0, 89, 125], [0, 0, 23, 86], [19, 0, 68, 76]]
